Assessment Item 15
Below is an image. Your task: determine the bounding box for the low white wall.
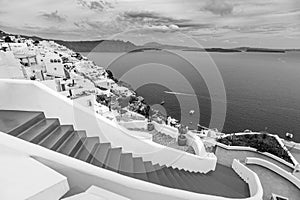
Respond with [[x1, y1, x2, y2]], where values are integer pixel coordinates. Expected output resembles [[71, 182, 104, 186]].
[[0, 79, 215, 173], [217, 141, 295, 169], [232, 159, 263, 200], [186, 131, 208, 157], [246, 157, 300, 189], [118, 121, 178, 138], [152, 122, 179, 138], [283, 140, 300, 151], [0, 131, 251, 200], [119, 120, 147, 130], [274, 135, 299, 167]]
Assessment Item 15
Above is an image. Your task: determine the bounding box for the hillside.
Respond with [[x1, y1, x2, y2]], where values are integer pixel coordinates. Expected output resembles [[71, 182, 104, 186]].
[[55, 40, 138, 52]]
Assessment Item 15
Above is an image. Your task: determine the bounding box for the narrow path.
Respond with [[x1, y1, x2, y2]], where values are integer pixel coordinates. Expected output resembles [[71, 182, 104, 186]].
[[247, 165, 300, 200]]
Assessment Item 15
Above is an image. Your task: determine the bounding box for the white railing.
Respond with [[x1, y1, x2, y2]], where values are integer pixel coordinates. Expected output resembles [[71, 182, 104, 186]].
[[152, 121, 179, 138], [282, 140, 300, 151], [0, 79, 215, 173], [232, 159, 263, 200], [0, 131, 253, 200], [246, 157, 300, 189]]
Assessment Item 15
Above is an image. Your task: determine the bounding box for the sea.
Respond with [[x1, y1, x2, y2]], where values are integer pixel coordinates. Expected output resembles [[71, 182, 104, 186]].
[[82, 50, 300, 142]]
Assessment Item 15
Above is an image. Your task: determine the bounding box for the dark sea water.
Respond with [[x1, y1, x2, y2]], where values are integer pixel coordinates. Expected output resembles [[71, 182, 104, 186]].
[[83, 51, 300, 142]]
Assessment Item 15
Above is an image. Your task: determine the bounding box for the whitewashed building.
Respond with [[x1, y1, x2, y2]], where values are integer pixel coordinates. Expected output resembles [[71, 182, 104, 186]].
[[43, 53, 67, 78], [0, 51, 24, 79]]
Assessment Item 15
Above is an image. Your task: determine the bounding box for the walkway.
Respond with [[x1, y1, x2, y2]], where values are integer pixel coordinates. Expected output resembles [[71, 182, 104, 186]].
[[247, 165, 300, 200], [290, 148, 300, 179]]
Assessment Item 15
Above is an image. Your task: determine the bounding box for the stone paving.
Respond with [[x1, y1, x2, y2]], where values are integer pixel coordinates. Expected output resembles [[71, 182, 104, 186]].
[[215, 146, 293, 172], [128, 128, 195, 154], [247, 165, 300, 200], [290, 148, 300, 179], [215, 146, 300, 200]]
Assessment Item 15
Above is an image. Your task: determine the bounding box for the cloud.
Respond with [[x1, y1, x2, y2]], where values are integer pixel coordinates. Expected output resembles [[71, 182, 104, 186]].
[[176, 23, 214, 30], [144, 24, 180, 32], [73, 18, 123, 36], [77, 0, 112, 12], [204, 0, 233, 16], [169, 24, 179, 30], [40, 10, 66, 22], [116, 10, 191, 33], [121, 10, 188, 26]]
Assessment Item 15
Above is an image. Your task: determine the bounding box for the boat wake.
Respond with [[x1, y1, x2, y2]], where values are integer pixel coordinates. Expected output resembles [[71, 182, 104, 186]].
[[164, 91, 197, 97]]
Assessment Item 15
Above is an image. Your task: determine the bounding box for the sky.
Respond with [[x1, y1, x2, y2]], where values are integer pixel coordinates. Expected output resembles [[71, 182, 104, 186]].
[[0, 0, 299, 48]]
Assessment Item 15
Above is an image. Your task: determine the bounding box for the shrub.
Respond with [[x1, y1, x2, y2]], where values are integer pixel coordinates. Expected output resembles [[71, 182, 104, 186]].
[[218, 133, 293, 164]]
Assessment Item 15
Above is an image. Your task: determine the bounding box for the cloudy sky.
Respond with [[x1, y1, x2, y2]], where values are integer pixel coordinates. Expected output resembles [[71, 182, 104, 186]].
[[0, 0, 299, 48]]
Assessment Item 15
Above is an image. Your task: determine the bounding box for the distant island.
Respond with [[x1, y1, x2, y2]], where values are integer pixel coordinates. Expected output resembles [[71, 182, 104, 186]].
[[1, 29, 299, 53]]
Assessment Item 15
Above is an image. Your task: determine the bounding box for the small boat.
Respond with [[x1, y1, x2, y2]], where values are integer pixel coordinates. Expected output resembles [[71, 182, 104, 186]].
[[160, 101, 165, 105], [189, 110, 195, 115], [286, 132, 293, 139]]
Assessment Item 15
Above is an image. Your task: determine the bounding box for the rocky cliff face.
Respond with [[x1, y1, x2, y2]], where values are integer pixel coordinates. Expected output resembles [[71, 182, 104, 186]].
[[55, 40, 138, 52]]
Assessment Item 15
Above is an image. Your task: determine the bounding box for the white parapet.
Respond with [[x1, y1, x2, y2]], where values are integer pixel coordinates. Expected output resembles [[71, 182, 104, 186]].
[[86, 185, 131, 200], [62, 193, 105, 200], [63, 185, 131, 200], [232, 159, 263, 200], [0, 144, 69, 200]]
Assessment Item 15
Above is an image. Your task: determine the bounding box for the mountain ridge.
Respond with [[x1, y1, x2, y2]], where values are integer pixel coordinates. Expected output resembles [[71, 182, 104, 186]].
[[1, 29, 299, 53]]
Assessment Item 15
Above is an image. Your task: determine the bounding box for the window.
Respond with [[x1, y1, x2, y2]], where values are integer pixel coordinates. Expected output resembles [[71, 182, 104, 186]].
[[50, 59, 53, 63], [58, 59, 61, 63], [54, 59, 57, 63]]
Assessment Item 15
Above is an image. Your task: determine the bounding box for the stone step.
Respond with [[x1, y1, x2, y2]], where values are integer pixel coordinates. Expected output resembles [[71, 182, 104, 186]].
[[38, 125, 74, 150], [75, 137, 100, 162], [18, 119, 60, 143], [104, 148, 122, 172], [57, 131, 86, 156]]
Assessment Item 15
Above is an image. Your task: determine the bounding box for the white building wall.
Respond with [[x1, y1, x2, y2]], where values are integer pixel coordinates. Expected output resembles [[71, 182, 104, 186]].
[[0, 51, 24, 79], [8, 43, 29, 55]]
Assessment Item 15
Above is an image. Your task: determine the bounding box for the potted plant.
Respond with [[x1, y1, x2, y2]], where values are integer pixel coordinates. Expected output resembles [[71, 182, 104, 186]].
[[147, 116, 155, 131], [178, 126, 187, 146], [146, 106, 155, 131], [147, 122, 155, 131]]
